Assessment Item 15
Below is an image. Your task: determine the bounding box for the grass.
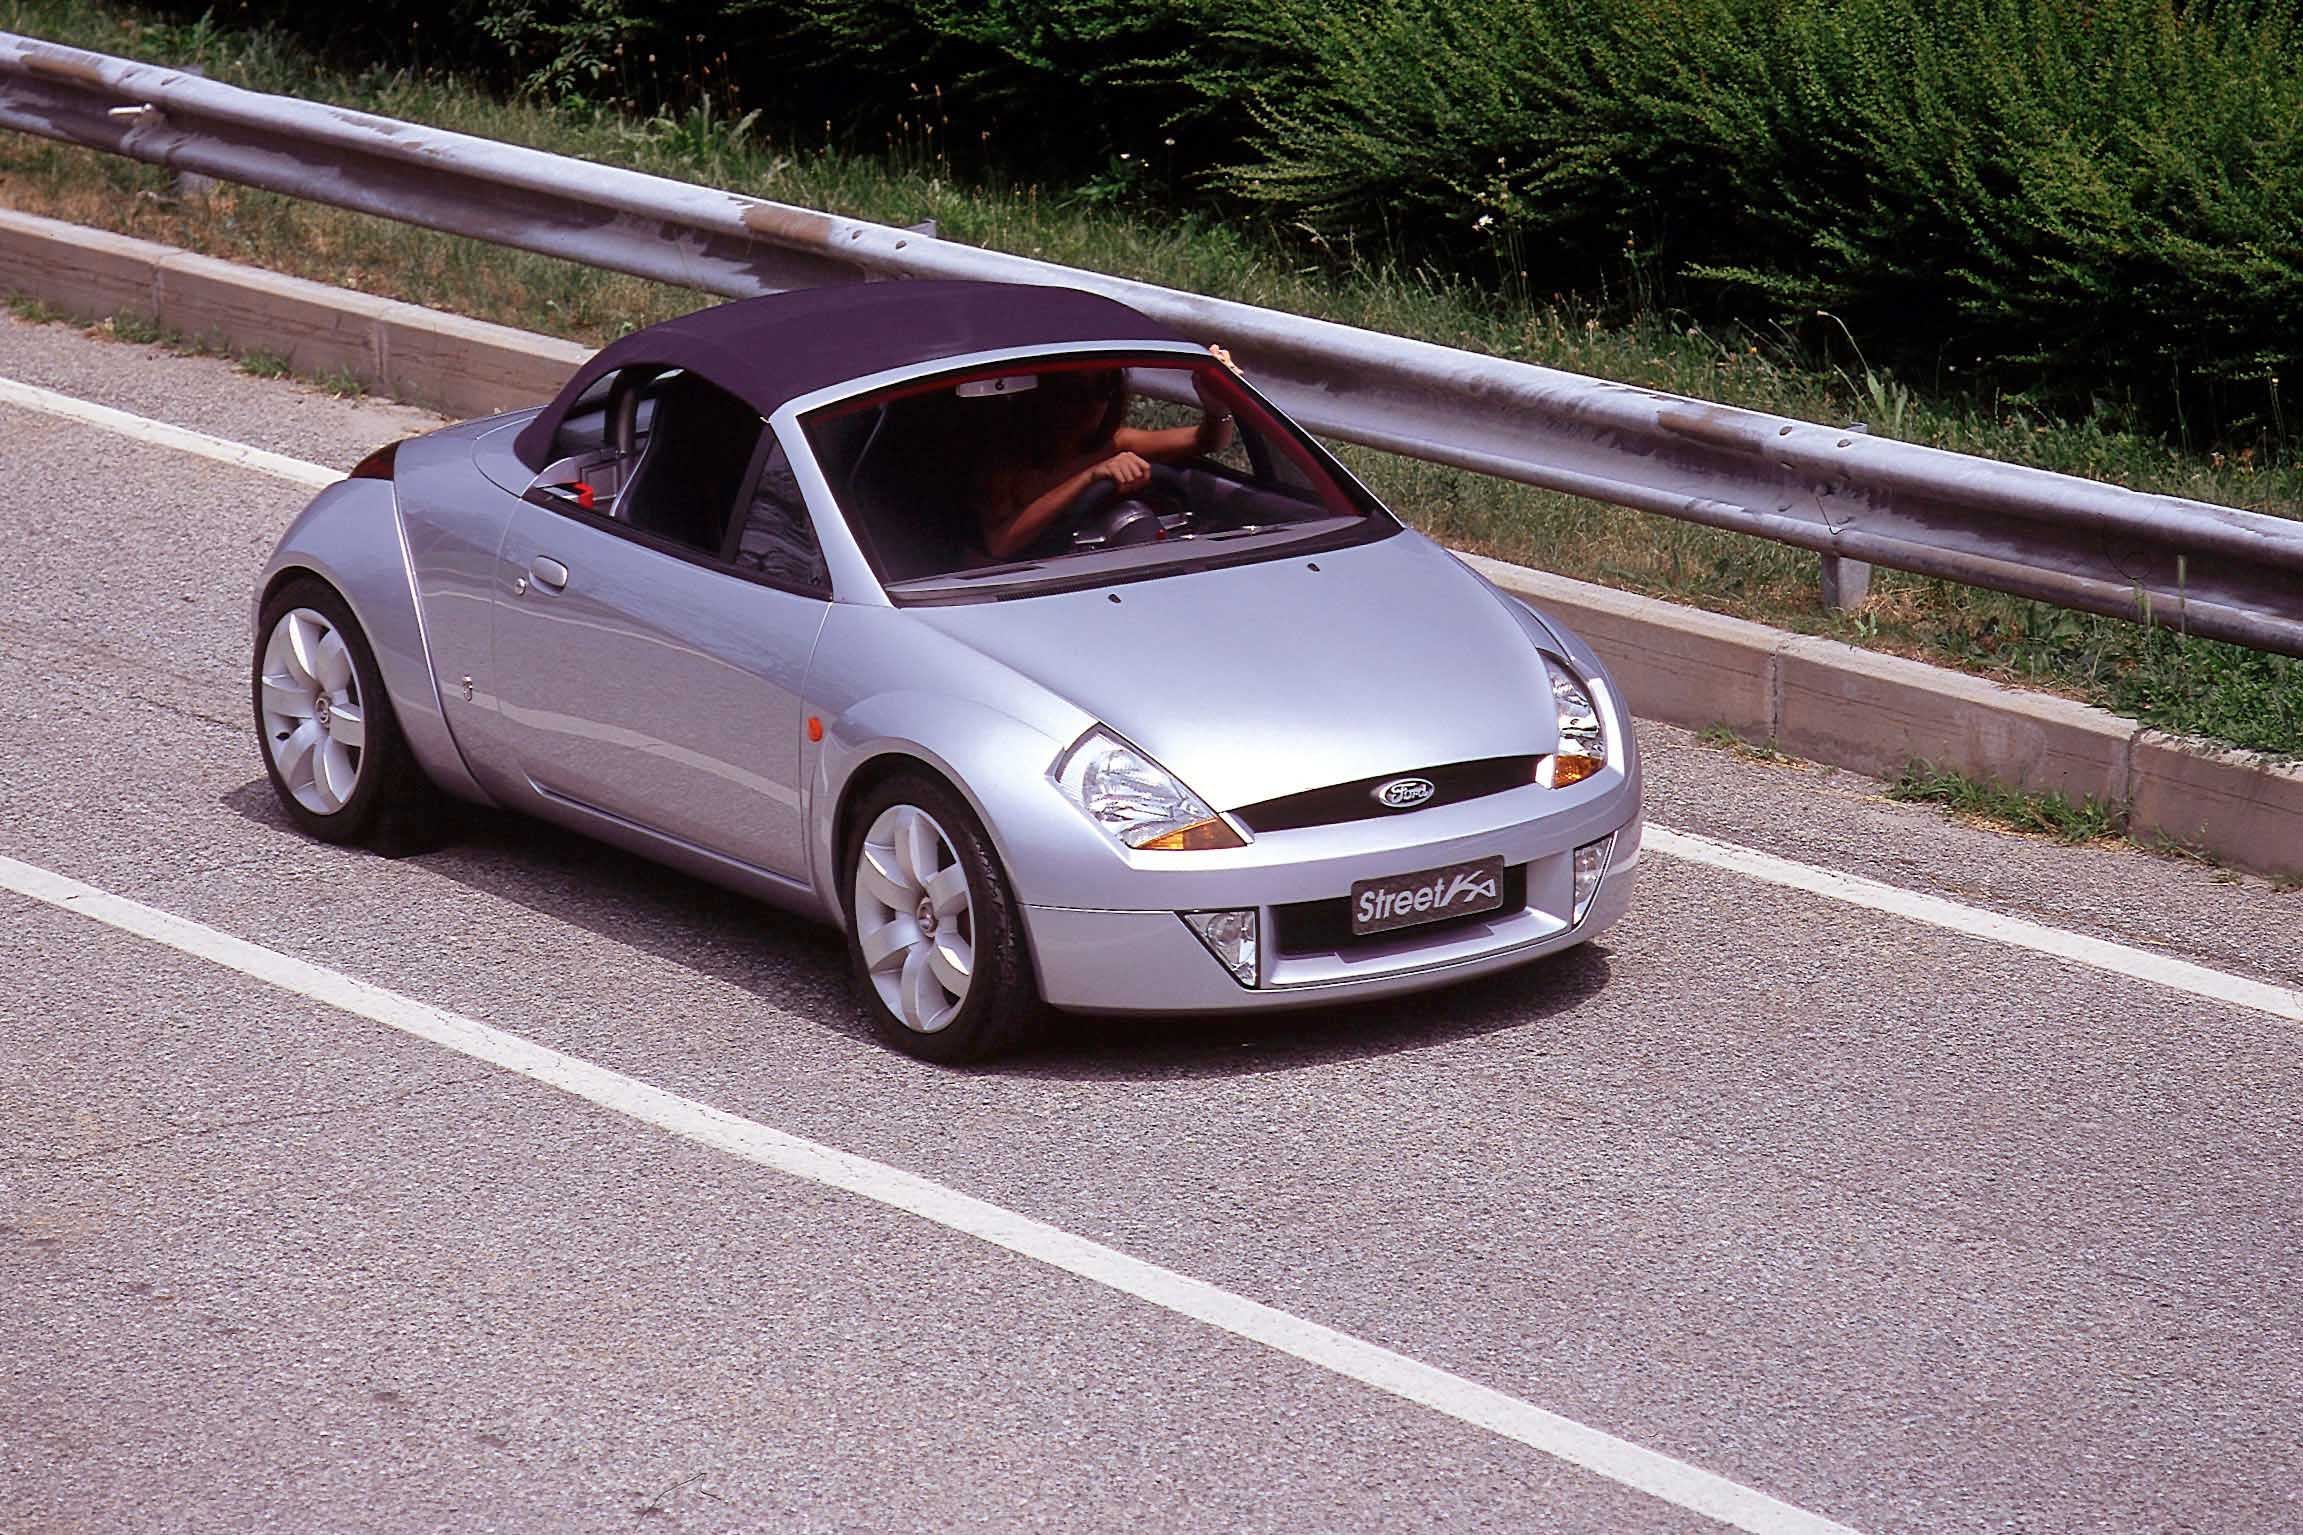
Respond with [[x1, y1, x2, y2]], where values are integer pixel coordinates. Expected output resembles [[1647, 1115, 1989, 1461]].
[[1, 0, 2297, 756], [1705, 735, 2254, 870], [1695, 725, 1795, 767], [237, 349, 290, 379], [4, 291, 59, 324], [1884, 762, 2128, 846], [103, 308, 171, 346]]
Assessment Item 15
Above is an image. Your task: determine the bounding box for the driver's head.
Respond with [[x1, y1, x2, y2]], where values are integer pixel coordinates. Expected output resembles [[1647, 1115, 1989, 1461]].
[[1034, 367, 1126, 456]]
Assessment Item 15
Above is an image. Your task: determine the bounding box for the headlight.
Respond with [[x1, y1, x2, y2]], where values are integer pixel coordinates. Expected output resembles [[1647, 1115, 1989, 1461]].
[[1537, 654, 1608, 789], [1052, 727, 1247, 851]]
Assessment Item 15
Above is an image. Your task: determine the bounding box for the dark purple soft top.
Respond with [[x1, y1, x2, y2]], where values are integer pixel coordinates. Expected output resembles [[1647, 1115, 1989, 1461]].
[[512, 280, 1190, 468]]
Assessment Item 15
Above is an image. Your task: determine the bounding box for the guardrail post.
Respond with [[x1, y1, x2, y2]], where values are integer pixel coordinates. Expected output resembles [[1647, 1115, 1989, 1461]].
[[1819, 554, 1872, 611], [1820, 422, 1873, 612], [172, 65, 215, 200]]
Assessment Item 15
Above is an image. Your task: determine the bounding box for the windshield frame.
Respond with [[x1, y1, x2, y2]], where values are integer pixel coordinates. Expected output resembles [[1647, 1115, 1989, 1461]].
[[769, 340, 1400, 608]]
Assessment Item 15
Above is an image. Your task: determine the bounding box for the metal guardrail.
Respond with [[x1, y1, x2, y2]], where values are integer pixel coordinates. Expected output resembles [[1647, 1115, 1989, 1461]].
[[6, 32, 2303, 657]]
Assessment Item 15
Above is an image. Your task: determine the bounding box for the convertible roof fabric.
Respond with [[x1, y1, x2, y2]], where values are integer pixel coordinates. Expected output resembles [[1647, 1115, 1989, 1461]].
[[512, 280, 1191, 467]]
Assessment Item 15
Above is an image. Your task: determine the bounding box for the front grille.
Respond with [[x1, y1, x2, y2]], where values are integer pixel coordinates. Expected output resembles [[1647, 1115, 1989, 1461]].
[[1270, 863, 1529, 956], [1231, 756, 1537, 834]]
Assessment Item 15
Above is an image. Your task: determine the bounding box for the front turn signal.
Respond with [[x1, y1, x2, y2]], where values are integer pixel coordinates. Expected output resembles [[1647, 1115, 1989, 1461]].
[[1133, 816, 1248, 852], [1536, 753, 1604, 789]]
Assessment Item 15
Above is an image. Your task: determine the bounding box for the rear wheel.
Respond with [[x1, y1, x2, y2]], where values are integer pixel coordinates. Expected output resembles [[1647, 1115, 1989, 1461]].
[[253, 576, 434, 848], [843, 772, 1040, 1063]]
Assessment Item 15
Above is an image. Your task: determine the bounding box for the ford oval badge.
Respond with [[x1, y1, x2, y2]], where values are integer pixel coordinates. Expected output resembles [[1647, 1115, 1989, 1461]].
[[1374, 776, 1437, 810]]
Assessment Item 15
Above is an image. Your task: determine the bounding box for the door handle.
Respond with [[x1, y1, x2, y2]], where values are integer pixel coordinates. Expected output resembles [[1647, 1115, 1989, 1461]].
[[530, 556, 570, 592]]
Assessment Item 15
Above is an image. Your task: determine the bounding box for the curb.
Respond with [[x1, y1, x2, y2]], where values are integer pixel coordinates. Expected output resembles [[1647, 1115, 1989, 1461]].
[[0, 208, 587, 416], [5, 207, 2298, 880]]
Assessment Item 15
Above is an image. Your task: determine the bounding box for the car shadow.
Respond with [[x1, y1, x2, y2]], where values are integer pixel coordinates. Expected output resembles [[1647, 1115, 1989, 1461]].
[[219, 780, 867, 1042], [1010, 944, 1614, 1081], [222, 780, 1617, 1076]]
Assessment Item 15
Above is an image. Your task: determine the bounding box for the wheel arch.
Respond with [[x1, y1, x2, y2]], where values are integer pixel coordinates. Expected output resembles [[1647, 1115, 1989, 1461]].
[[812, 689, 1109, 969], [258, 479, 494, 807], [825, 744, 996, 928]]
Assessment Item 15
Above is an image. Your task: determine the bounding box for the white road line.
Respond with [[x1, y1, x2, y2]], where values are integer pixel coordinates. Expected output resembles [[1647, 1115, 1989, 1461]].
[[0, 375, 340, 488], [0, 853, 1862, 1535], [11, 375, 2298, 1030], [1648, 826, 2303, 1025]]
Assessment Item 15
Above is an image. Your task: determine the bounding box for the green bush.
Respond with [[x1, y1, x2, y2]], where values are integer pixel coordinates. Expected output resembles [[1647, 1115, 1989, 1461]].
[[1223, 0, 2303, 440], [143, 0, 2303, 443]]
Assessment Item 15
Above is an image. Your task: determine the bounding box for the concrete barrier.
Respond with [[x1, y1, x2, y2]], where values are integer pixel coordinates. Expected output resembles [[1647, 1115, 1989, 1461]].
[[1774, 637, 2133, 806], [3, 206, 2297, 878], [0, 208, 587, 417], [2131, 733, 2303, 874]]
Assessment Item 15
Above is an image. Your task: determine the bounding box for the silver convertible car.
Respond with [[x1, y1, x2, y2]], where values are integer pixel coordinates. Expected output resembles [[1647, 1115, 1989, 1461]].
[[252, 282, 1641, 1059]]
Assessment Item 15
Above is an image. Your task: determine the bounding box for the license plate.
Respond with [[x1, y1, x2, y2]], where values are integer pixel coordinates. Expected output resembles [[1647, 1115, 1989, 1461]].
[[1349, 855, 1507, 936]]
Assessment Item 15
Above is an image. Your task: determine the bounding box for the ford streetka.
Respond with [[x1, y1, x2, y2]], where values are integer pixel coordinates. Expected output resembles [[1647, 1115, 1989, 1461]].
[[252, 282, 1641, 1060]]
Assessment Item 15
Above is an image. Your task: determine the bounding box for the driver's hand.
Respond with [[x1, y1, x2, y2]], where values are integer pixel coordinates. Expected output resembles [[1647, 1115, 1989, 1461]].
[[1092, 452, 1152, 492]]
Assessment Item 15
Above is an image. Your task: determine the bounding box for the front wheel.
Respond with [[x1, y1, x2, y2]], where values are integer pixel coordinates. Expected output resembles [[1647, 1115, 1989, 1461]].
[[253, 576, 433, 847], [842, 773, 1041, 1063]]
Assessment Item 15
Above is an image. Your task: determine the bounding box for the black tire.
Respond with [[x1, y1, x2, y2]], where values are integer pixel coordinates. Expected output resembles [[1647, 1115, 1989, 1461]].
[[841, 771, 1042, 1063], [252, 575, 440, 851]]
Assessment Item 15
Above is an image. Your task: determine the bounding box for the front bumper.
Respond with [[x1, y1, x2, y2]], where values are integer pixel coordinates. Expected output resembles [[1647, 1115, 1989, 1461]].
[[1023, 808, 1642, 1015]]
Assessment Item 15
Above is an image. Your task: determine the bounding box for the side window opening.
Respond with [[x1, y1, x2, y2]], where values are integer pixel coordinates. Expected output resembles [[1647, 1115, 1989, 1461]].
[[533, 368, 764, 561], [530, 368, 667, 519], [617, 373, 763, 555]]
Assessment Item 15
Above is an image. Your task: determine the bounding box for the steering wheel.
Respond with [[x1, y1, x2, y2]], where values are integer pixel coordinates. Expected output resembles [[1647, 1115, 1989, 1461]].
[[1062, 462, 1192, 549]]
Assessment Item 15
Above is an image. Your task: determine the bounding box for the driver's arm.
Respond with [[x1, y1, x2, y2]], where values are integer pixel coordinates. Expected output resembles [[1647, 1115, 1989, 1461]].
[[982, 454, 1150, 560], [1113, 360, 1239, 460], [1114, 413, 1234, 462]]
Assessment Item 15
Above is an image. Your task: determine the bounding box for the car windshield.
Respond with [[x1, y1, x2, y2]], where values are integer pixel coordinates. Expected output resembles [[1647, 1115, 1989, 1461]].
[[799, 354, 1395, 602]]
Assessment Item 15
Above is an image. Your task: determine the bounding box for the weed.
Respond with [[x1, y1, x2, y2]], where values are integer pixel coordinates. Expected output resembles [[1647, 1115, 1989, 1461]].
[[1697, 725, 1794, 766], [315, 366, 369, 399], [5, 292, 63, 325], [1885, 761, 2126, 845], [102, 310, 170, 346], [238, 350, 291, 379]]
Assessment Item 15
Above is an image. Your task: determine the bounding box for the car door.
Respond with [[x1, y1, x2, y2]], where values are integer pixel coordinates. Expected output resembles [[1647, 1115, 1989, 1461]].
[[484, 373, 831, 881]]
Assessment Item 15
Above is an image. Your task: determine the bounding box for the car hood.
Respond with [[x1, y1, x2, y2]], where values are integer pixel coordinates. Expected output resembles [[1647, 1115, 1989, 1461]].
[[906, 533, 1557, 810]]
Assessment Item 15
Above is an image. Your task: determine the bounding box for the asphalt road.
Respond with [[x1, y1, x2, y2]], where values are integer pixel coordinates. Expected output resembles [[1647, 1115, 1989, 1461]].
[[4, 311, 2301, 1534]]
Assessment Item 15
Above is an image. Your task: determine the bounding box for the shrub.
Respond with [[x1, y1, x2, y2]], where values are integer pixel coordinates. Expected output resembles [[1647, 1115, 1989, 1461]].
[[1222, 0, 2303, 439], [143, 0, 2303, 442]]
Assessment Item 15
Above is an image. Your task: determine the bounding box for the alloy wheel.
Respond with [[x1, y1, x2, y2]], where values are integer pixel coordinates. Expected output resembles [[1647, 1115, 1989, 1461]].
[[258, 606, 367, 815], [853, 803, 975, 1033]]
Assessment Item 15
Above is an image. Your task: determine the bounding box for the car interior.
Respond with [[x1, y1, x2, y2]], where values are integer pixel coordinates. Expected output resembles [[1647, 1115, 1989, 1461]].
[[522, 357, 1372, 597], [615, 371, 761, 553], [805, 359, 1367, 587], [526, 367, 829, 595]]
